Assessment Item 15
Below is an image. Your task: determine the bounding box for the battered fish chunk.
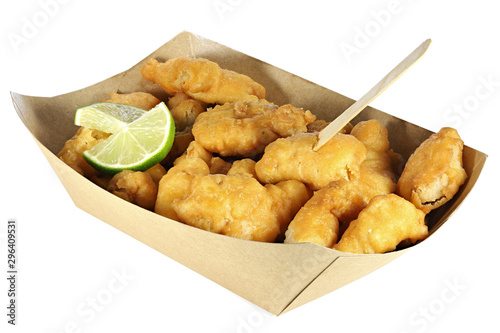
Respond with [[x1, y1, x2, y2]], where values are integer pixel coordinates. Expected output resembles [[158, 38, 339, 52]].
[[335, 194, 428, 254], [285, 120, 396, 247], [104, 92, 160, 110], [155, 157, 210, 220], [284, 191, 340, 247], [192, 101, 316, 156], [255, 132, 367, 190], [167, 92, 205, 131], [143, 163, 167, 185], [141, 57, 266, 104], [107, 169, 158, 211], [226, 159, 257, 178], [161, 127, 195, 167], [396, 127, 467, 214], [226, 159, 308, 222], [155, 142, 211, 220], [155, 141, 310, 242], [171, 175, 310, 242], [267, 180, 313, 237], [209, 157, 232, 175], [57, 127, 111, 177], [159, 93, 205, 166]]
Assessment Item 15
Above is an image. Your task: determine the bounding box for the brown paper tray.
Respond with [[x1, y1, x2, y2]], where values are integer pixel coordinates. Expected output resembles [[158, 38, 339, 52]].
[[10, 31, 487, 315]]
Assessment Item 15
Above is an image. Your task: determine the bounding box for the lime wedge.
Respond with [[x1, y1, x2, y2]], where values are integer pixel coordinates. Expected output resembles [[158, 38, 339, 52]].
[[83, 102, 175, 174], [75, 102, 148, 134]]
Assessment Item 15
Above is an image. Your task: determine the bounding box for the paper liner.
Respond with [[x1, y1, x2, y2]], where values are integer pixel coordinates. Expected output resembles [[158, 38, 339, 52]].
[[11, 31, 487, 315]]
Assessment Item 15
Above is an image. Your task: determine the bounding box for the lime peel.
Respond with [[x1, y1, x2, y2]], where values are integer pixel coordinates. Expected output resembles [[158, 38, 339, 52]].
[[82, 102, 175, 175], [74, 102, 148, 134]]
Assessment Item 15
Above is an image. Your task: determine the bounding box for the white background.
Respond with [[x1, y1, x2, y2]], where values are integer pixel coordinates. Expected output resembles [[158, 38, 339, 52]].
[[1, 0, 499, 332]]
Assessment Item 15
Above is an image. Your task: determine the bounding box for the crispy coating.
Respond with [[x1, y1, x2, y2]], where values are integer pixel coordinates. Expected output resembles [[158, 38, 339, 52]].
[[227, 159, 257, 177], [90, 164, 167, 202], [192, 101, 316, 156], [144, 163, 167, 185], [285, 120, 396, 247], [104, 92, 160, 110], [334, 194, 428, 254], [155, 142, 310, 242], [107, 169, 158, 210], [171, 174, 310, 242], [209, 157, 232, 175], [160, 87, 208, 166], [255, 132, 367, 190], [173, 140, 233, 175], [172, 174, 277, 242], [141, 57, 266, 104], [396, 127, 467, 214], [267, 180, 313, 237], [155, 141, 212, 220], [175, 140, 213, 165], [166, 91, 194, 109], [155, 149, 211, 220], [57, 127, 111, 177], [156, 141, 234, 219], [161, 127, 195, 167], [167, 92, 205, 131], [284, 190, 340, 247]]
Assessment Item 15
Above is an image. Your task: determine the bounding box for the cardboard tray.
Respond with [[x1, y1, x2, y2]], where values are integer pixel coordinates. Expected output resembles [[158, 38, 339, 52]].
[[11, 31, 487, 316]]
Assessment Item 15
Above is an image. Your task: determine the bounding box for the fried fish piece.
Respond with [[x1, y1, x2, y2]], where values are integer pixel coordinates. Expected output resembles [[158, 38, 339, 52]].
[[155, 141, 212, 220], [209, 157, 232, 175], [91, 163, 166, 192], [255, 132, 367, 190], [141, 57, 266, 104], [171, 174, 310, 242], [107, 171, 156, 210], [106, 164, 166, 210], [155, 158, 210, 220], [104, 92, 160, 110], [173, 140, 212, 165], [284, 190, 340, 247], [143, 163, 167, 185], [57, 127, 111, 177], [396, 127, 467, 214], [159, 93, 206, 166], [172, 174, 277, 242], [167, 92, 205, 131], [156, 141, 311, 242], [284, 120, 396, 247], [267, 180, 313, 238], [155, 141, 234, 220], [334, 194, 428, 254], [192, 101, 316, 157], [226, 159, 257, 178], [227, 157, 313, 231], [160, 127, 195, 168]]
